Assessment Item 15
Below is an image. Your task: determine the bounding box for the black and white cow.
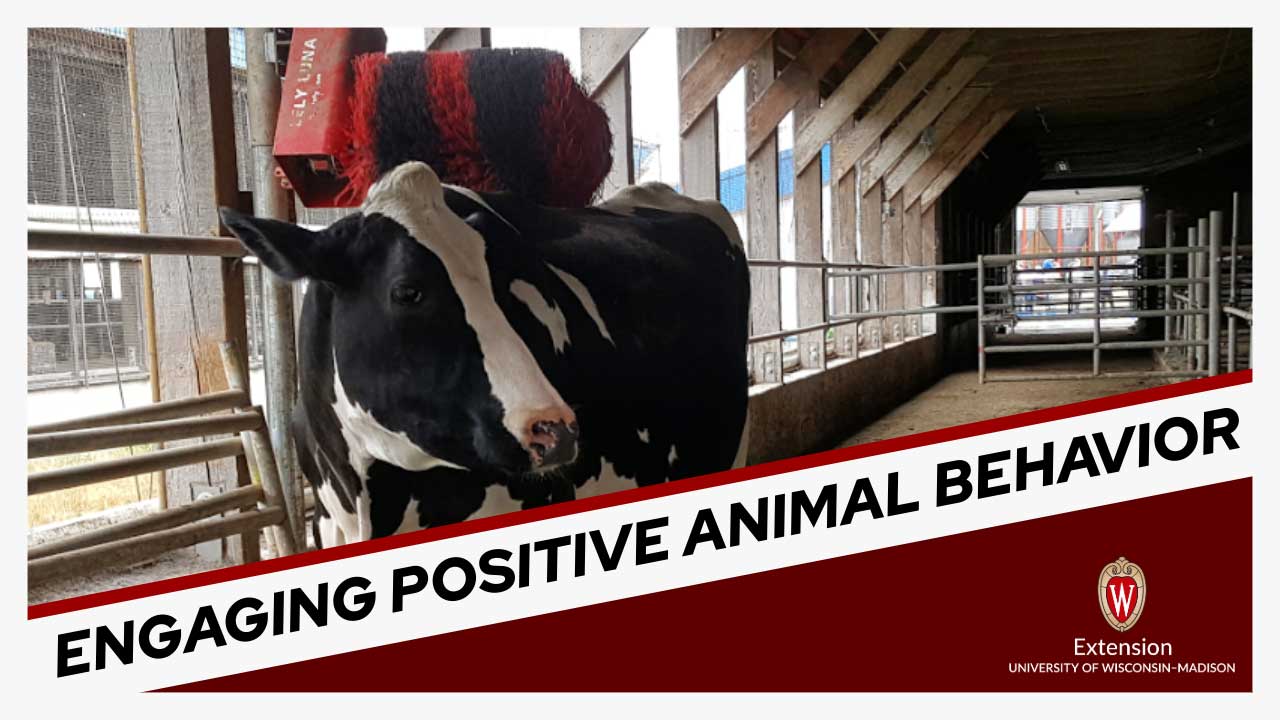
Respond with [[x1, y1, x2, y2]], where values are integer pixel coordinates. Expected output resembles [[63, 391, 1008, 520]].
[[221, 161, 749, 547]]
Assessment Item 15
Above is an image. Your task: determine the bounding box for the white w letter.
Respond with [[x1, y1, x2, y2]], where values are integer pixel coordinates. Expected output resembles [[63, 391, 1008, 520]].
[[1110, 584, 1135, 617]]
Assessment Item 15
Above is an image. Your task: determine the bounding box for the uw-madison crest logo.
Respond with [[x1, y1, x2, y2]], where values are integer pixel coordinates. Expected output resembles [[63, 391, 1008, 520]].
[[1098, 557, 1146, 631]]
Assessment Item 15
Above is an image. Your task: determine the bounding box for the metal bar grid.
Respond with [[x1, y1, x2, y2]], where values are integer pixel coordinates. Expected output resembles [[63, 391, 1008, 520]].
[[970, 218, 1241, 384]]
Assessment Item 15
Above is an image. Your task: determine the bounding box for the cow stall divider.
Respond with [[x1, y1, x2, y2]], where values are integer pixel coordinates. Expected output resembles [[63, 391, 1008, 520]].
[[742, 195, 1252, 387], [27, 228, 302, 585]]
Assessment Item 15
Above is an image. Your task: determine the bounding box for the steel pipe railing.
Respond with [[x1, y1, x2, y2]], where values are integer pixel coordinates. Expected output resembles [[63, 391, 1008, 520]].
[[745, 219, 1250, 386], [29, 229, 246, 257]]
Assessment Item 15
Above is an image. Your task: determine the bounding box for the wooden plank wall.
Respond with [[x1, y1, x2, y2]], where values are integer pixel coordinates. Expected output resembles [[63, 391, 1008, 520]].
[[666, 28, 1006, 385], [745, 42, 782, 384], [792, 91, 826, 371], [676, 29, 720, 201], [133, 28, 253, 561], [581, 29, 645, 199]]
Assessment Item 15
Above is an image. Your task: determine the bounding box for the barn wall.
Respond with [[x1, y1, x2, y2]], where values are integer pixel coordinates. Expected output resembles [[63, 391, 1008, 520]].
[[745, 333, 944, 464]]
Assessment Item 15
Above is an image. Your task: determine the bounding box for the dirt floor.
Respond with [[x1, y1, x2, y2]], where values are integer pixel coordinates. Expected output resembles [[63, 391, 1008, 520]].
[[839, 350, 1167, 447]]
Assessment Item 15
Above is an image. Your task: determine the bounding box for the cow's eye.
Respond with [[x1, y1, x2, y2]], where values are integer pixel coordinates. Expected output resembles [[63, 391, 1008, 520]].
[[391, 284, 423, 306]]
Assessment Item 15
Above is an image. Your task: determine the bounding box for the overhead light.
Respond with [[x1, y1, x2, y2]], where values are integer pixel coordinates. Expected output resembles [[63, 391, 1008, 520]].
[[1054, 159, 1071, 173]]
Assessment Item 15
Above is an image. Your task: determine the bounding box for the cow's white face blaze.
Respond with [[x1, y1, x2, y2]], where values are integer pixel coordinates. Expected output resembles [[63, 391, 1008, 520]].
[[220, 161, 578, 476]]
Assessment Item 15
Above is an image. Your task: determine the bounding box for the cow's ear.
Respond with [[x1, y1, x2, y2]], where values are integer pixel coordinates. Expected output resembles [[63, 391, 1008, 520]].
[[219, 208, 345, 283]]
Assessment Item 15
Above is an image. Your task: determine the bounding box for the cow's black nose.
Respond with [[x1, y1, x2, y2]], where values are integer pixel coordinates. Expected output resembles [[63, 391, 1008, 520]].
[[530, 420, 578, 468]]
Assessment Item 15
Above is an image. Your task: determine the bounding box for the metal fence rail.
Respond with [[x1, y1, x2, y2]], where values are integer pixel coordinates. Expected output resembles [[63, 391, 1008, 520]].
[[746, 193, 1252, 387]]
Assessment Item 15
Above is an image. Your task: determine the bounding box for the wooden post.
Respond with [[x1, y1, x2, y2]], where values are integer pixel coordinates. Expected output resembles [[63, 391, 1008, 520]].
[[828, 122, 859, 358], [856, 152, 883, 353], [247, 27, 303, 552], [677, 29, 720, 201], [746, 40, 781, 385], [133, 29, 252, 562], [883, 192, 906, 343], [220, 341, 298, 557], [581, 29, 643, 198], [922, 202, 940, 334], [125, 28, 165, 509], [793, 90, 826, 371], [903, 201, 923, 338]]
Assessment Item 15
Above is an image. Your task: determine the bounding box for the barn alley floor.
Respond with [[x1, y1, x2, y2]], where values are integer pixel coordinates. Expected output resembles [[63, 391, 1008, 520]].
[[837, 350, 1168, 448]]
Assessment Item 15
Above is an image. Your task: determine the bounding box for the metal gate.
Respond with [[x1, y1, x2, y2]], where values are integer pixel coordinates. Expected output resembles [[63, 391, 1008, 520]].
[[743, 196, 1252, 387]]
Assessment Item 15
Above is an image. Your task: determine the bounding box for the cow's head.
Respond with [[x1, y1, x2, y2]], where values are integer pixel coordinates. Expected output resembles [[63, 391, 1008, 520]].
[[220, 161, 577, 477]]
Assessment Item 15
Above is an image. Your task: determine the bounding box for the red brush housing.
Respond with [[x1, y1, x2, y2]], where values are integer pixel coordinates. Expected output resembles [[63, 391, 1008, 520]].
[[274, 28, 386, 208]]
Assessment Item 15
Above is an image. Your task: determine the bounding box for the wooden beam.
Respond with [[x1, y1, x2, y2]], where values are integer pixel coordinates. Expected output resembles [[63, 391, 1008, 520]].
[[921, 202, 940, 328], [679, 28, 774, 136], [792, 90, 826, 371], [28, 389, 249, 434], [29, 411, 264, 459], [793, 28, 927, 172], [919, 108, 1017, 210], [582, 29, 636, 198], [859, 54, 987, 194], [829, 124, 860, 358], [901, 96, 1006, 208], [744, 28, 859, 156], [879, 87, 991, 198], [425, 28, 491, 51], [831, 29, 975, 182], [29, 484, 263, 561], [677, 29, 719, 200], [134, 29, 249, 522], [581, 28, 646, 97], [854, 146, 881, 352], [28, 506, 283, 585], [746, 43, 781, 385], [29, 438, 246, 496], [903, 201, 923, 338], [28, 230, 246, 257], [883, 192, 905, 342], [220, 340, 299, 555]]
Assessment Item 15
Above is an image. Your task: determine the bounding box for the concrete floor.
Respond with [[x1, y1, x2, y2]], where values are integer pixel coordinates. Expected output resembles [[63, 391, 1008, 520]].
[[838, 350, 1165, 447]]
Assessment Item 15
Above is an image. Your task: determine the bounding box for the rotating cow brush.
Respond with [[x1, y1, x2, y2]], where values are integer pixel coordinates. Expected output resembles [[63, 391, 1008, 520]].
[[336, 48, 613, 208]]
